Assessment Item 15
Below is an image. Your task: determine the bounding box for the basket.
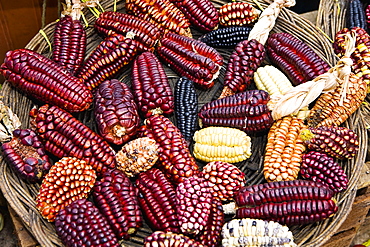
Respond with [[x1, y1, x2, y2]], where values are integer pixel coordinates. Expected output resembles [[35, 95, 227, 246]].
[[0, 0, 367, 246]]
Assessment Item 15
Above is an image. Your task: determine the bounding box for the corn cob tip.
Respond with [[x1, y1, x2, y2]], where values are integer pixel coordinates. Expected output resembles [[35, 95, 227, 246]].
[[300, 129, 315, 141]]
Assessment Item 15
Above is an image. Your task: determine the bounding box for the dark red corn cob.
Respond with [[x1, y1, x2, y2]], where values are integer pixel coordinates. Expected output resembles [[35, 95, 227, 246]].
[[55, 198, 120, 247], [347, 0, 367, 30], [93, 169, 142, 240], [198, 90, 274, 134], [30, 104, 116, 175], [300, 126, 359, 160], [0, 49, 92, 113], [94, 11, 161, 52], [219, 2, 260, 27], [174, 77, 198, 144], [52, 15, 86, 75], [94, 79, 140, 145], [144, 231, 205, 247], [136, 168, 180, 233], [301, 151, 348, 193], [131, 52, 174, 118], [366, 4, 370, 31], [138, 114, 199, 185], [156, 32, 224, 89], [199, 26, 252, 48], [76, 33, 137, 91], [266, 33, 331, 86], [223, 39, 266, 93], [2, 128, 52, 183]]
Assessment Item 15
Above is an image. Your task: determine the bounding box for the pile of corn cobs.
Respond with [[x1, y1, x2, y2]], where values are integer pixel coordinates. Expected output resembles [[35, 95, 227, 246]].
[[0, 0, 366, 246]]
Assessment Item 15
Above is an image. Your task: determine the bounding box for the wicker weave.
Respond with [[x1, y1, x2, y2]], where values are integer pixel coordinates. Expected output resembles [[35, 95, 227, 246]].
[[0, 0, 367, 246]]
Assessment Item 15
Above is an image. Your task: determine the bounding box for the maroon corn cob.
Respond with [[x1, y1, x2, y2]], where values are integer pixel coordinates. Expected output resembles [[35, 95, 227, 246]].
[[144, 231, 205, 247], [94, 11, 161, 52], [94, 79, 140, 145], [156, 32, 223, 89], [266, 33, 331, 86], [93, 169, 142, 240], [136, 168, 180, 233], [138, 114, 199, 185], [52, 15, 86, 75], [131, 52, 174, 118], [219, 2, 260, 27], [55, 198, 120, 247], [30, 104, 116, 175], [223, 39, 266, 93], [301, 151, 348, 193], [0, 49, 92, 113], [2, 128, 52, 183], [76, 33, 137, 91], [198, 90, 274, 134]]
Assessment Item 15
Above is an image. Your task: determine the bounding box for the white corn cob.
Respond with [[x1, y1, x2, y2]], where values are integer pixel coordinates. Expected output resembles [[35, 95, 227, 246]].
[[222, 218, 297, 247], [254, 65, 293, 96]]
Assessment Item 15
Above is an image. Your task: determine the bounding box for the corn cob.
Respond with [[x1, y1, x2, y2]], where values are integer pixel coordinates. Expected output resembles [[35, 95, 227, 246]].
[[193, 126, 252, 163], [366, 4, 370, 31], [136, 168, 180, 233], [263, 116, 307, 182], [144, 231, 205, 247], [300, 126, 359, 160], [131, 52, 174, 118], [347, 0, 367, 30], [199, 26, 252, 49], [36, 157, 97, 222], [235, 180, 338, 226], [306, 73, 367, 127], [174, 77, 198, 144], [52, 14, 86, 75], [223, 39, 266, 93], [94, 79, 140, 145], [174, 0, 219, 32], [76, 33, 137, 91], [2, 129, 52, 183], [125, 0, 192, 37], [201, 161, 246, 202], [221, 218, 297, 247], [94, 11, 161, 52], [254, 65, 294, 96], [156, 32, 223, 89], [116, 137, 159, 177], [219, 2, 260, 27], [0, 49, 92, 113], [55, 198, 120, 247], [266, 33, 331, 86], [301, 151, 348, 193], [198, 90, 274, 134], [30, 104, 116, 174], [138, 114, 199, 185], [92, 169, 142, 240]]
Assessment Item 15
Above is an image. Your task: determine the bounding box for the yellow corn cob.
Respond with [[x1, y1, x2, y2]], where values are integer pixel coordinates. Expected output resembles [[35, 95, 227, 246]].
[[263, 116, 306, 182], [193, 126, 252, 163], [254, 65, 293, 96]]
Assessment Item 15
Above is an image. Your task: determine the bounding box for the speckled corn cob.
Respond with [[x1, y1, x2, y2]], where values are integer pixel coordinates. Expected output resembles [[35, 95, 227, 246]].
[[221, 218, 297, 247], [219, 2, 260, 27], [347, 0, 367, 30], [0, 49, 92, 113], [202, 161, 246, 202], [55, 198, 120, 247], [263, 116, 307, 182], [95, 11, 161, 52], [92, 169, 142, 240], [125, 0, 192, 37], [138, 114, 199, 185], [300, 126, 359, 160], [94, 79, 140, 145], [266, 33, 331, 86], [76, 33, 137, 90], [136, 168, 180, 233], [156, 32, 223, 89], [254, 65, 294, 96], [198, 90, 274, 134], [301, 151, 348, 193], [144, 231, 205, 247], [36, 157, 97, 222], [199, 26, 252, 48], [193, 126, 252, 163], [131, 52, 174, 118], [2, 129, 52, 183], [30, 104, 116, 174]]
